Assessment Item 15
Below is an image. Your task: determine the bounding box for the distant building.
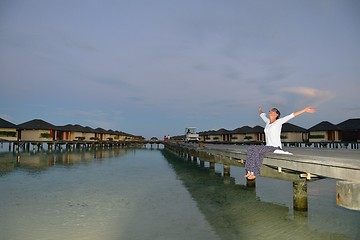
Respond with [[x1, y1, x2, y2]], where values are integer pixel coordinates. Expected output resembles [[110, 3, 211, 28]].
[[308, 121, 340, 142], [201, 129, 229, 142], [57, 124, 95, 141], [251, 125, 265, 142], [337, 118, 360, 142], [199, 122, 309, 145], [1, 118, 142, 144], [115, 131, 132, 141], [0, 118, 18, 142], [95, 128, 108, 141], [229, 126, 261, 143], [17, 119, 57, 142], [281, 123, 308, 143]]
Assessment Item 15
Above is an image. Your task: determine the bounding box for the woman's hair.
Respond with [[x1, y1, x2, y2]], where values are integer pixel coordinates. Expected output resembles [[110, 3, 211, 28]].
[[272, 108, 281, 119]]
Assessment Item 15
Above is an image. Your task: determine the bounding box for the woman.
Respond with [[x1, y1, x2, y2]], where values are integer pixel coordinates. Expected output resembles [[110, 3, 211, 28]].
[[245, 106, 316, 180]]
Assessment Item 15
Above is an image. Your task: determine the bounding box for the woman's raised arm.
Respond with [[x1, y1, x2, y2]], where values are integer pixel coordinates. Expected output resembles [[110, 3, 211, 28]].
[[293, 106, 316, 117]]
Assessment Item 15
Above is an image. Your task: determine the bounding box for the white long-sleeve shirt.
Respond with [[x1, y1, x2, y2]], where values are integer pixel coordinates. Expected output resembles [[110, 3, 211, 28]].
[[260, 112, 295, 148]]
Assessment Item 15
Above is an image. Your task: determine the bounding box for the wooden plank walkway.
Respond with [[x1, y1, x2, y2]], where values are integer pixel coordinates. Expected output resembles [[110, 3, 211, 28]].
[[168, 143, 360, 183], [164, 142, 360, 210]]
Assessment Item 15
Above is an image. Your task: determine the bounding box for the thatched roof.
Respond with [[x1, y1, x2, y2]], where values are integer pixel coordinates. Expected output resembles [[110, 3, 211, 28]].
[[282, 123, 308, 132], [95, 127, 107, 134], [230, 126, 253, 134], [83, 126, 96, 133], [252, 125, 264, 133], [17, 119, 56, 130], [115, 130, 131, 136], [308, 121, 339, 131], [58, 124, 86, 132], [0, 118, 17, 128], [215, 128, 231, 135], [337, 118, 360, 131]]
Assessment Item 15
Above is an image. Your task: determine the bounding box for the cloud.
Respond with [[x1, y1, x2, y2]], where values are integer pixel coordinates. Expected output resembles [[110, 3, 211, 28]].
[[281, 86, 334, 107]]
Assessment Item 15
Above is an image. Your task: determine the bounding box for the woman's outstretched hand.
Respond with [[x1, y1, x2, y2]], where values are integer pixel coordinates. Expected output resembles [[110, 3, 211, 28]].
[[304, 106, 316, 113], [294, 106, 316, 117]]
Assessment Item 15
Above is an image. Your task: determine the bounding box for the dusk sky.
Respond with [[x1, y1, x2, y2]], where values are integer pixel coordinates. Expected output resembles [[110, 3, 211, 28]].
[[1, 0, 359, 139]]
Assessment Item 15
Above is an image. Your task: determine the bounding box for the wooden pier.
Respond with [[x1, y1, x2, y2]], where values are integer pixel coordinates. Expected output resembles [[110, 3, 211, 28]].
[[1, 139, 164, 152], [164, 142, 360, 211]]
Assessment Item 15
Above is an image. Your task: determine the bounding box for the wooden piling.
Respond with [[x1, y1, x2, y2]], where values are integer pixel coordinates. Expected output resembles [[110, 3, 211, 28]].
[[336, 181, 360, 210], [199, 159, 204, 167], [246, 179, 256, 188], [293, 180, 308, 211], [209, 162, 215, 171], [223, 164, 230, 176]]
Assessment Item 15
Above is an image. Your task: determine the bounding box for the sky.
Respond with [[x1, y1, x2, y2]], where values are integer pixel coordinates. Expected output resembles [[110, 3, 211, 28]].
[[1, 0, 359, 139]]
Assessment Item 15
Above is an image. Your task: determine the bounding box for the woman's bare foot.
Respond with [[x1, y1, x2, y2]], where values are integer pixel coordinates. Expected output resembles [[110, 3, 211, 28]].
[[247, 172, 256, 180], [244, 171, 251, 178]]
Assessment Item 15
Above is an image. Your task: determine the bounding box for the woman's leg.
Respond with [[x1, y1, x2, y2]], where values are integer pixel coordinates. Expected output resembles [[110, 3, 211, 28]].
[[245, 145, 277, 178], [245, 145, 260, 175]]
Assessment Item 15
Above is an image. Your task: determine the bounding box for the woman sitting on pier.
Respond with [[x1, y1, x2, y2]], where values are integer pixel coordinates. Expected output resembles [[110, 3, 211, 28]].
[[245, 106, 316, 180]]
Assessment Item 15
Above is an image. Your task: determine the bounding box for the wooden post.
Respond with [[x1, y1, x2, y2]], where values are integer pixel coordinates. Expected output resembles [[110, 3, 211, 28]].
[[246, 178, 256, 187], [199, 159, 204, 167], [293, 180, 308, 211], [209, 162, 215, 171], [336, 181, 360, 210], [223, 176, 231, 184], [223, 164, 230, 176]]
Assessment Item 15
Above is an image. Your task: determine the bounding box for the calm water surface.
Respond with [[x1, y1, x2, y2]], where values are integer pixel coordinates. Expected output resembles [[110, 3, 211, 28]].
[[0, 145, 359, 240]]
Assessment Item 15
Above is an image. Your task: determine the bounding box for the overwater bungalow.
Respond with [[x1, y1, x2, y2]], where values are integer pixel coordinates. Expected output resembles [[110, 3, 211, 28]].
[[17, 119, 57, 142], [126, 134, 144, 141], [281, 123, 308, 143], [200, 130, 221, 142], [115, 131, 130, 141], [198, 122, 311, 145], [0, 118, 18, 142], [229, 126, 254, 143], [105, 129, 119, 141], [214, 128, 231, 142], [57, 124, 96, 142], [251, 125, 265, 142], [95, 128, 110, 141], [308, 121, 340, 142], [198, 130, 211, 142], [0, 117, 143, 150], [337, 118, 360, 142], [83, 126, 98, 141]]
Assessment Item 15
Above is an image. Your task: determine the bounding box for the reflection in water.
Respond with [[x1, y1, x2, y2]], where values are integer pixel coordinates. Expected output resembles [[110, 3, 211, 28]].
[[0, 147, 359, 240], [0, 148, 129, 175], [0, 147, 218, 240]]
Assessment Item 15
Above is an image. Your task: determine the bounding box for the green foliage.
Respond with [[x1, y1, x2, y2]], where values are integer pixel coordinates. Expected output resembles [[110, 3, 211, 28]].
[[0, 131, 16, 137], [40, 132, 52, 138]]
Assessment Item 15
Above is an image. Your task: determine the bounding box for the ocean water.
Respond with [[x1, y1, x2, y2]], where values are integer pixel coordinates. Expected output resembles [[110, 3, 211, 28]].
[[0, 144, 359, 240]]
